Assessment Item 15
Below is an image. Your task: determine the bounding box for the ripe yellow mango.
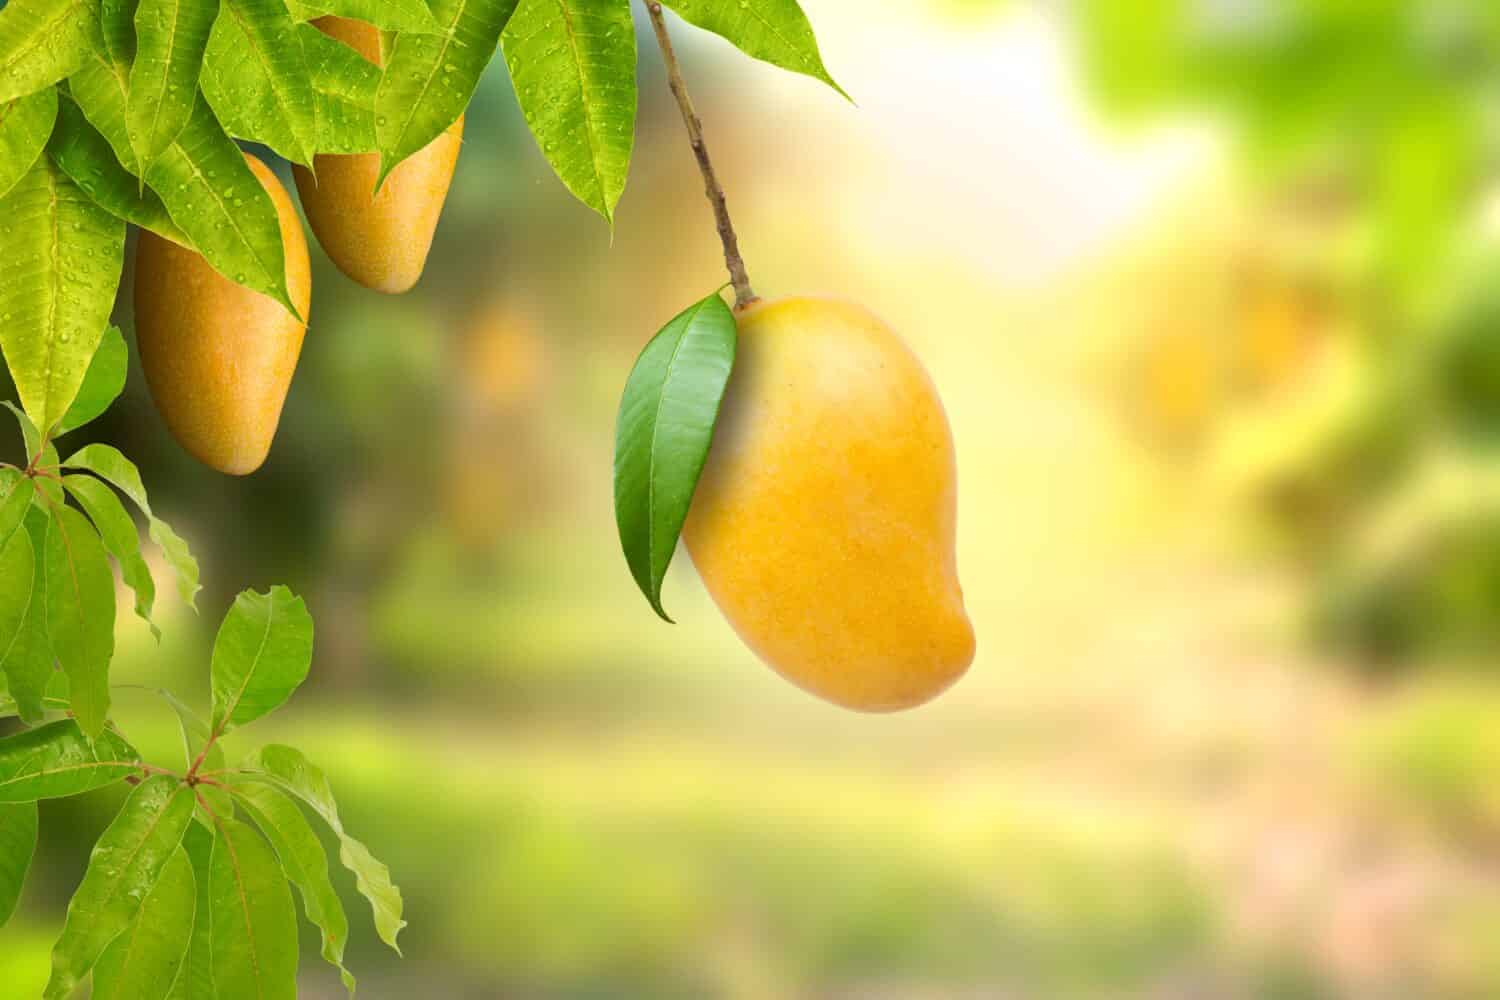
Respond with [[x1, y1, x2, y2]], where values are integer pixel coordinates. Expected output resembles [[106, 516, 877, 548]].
[[292, 16, 462, 294], [135, 155, 311, 476], [683, 297, 975, 712]]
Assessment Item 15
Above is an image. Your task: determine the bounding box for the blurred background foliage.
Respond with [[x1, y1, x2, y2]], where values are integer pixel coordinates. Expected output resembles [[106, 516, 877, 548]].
[[8, 0, 1500, 995]]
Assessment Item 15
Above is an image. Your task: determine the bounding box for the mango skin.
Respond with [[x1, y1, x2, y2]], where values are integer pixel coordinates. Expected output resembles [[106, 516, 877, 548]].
[[292, 16, 462, 295], [683, 297, 975, 712], [135, 155, 311, 476]]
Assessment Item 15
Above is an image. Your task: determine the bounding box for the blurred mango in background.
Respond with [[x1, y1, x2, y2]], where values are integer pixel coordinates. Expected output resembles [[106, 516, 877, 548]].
[[9, 1, 1500, 996]]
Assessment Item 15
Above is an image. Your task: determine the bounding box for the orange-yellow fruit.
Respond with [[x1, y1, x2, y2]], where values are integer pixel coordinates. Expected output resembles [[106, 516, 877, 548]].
[[292, 16, 462, 294], [135, 155, 311, 476], [683, 297, 975, 712]]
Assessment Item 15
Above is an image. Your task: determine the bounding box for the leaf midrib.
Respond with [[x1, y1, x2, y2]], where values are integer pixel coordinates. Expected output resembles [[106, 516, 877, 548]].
[[643, 298, 712, 593], [552, 0, 607, 213], [137, 0, 187, 156], [385, 0, 467, 164], [0, 0, 90, 79]]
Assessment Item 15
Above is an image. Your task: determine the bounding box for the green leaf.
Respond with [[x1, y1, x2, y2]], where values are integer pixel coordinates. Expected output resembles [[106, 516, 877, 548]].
[[237, 744, 405, 951], [0, 719, 139, 801], [0, 155, 126, 434], [233, 782, 355, 993], [0, 801, 36, 927], [127, 0, 217, 168], [55, 325, 128, 436], [661, 0, 848, 99], [44, 776, 194, 999], [159, 688, 232, 820], [287, 0, 442, 33], [51, 95, 191, 245], [63, 474, 157, 636], [145, 94, 297, 315], [0, 523, 37, 710], [91, 845, 195, 1000], [208, 816, 299, 1000], [502, 0, 634, 222], [0, 475, 34, 550], [0, 85, 57, 199], [210, 586, 313, 733], [200, 0, 318, 166], [63, 443, 201, 609], [301, 20, 379, 154], [68, 34, 141, 175], [0, 0, 98, 104], [1, 506, 53, 723], [43, 503, 116, 736], [377, 0, 519, 185], [614, 291, 736, 621], [98, 0, 141, 68], [166, 822, 214, 1000], [1, 399, 42, 462]]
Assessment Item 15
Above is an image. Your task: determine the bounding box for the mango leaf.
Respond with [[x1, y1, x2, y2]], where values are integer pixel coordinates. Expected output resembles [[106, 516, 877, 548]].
[[91, 846, 195, 1000], [0, 719, 139, 801], [63, 474, 157, 636], [0, 0, 97, 104], [55, 325, 129, 436], [0, 156, 126, 434], [149, 689, 230, 820], [301, 20, 379, 154], [145, 95, 296, 314], [166, 822, 214, 1000], [68, 37, 140, 175], [208, 816, 299, 1000], [98, 0, 141, 67], [236, 744, 405, 951], [200, 0, 318, 166], [0, 85, 56, 199], [43, 504, 115, 736], [376, 0, 518, 185], [50, 95, 190, 246], [126, 0, 217, 168], [0, 506, 52, 722], [234, 782, 355, 993], [661, 0, 847, 99], [0, 523, 36, 711], [502, 0, 635, 222], [0, 475, 33, 549], [0, 800, 36, 927], [288, 0, 441, 32], [44, 776, 194, 1000], [614, 291, 736, 621], [208, 587, 313, 734], [65, 439, 201, 612]]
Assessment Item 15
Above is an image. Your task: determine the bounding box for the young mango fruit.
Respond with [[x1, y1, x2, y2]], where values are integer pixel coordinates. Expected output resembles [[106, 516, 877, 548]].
[[135, 155, 312, 476], [293, 16, 463, 294], [683, 297, 975, 712]]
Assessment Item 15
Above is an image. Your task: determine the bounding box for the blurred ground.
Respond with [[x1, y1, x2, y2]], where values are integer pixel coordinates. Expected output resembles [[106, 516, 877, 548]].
[[6, 1, 1500, 996]]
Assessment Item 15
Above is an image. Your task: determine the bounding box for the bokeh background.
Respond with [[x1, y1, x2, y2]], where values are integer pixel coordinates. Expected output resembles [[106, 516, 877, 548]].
[[9, 0, 1500, 995]]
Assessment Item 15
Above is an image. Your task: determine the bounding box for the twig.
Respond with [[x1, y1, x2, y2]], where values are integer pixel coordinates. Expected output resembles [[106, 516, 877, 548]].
[[644, 1, 759, 311]]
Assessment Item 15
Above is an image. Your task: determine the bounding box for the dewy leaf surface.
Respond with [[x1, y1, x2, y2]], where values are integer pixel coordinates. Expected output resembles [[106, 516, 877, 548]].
[[43, 504, 116, 736], [127, 0, 217, 167], [55, 324, 129, 436], [0, 155, 126, 434], [91, 845, 195, 1000], [49, 94, 190, 246], [0, 85, 57, 199], [63, 443, 201, 608], [0, 0, 97, 104], [300, 21, 379, 154], [376, 0, 519, 184], [234, 781, 355, 993], [208, 816, 299, 1000], [145, 95, 295, 314], [210, 586, 314, 733], [237, 744, 406, 951], [661, 0, 847, 98], [63, 474, 157, 635], [0, 506, 53, 723], [44, 776, 194, 999], [614, 291, 736, 620], [0, 524, 37, 718], [0, 800, 36, 927], [200, 0, 318, 166], [0, 720, 139, 801], [286, 0, 441, 33], [69, 29, 141, 175], [502, 0, 635, 221], [166, 822, 214, 1000]]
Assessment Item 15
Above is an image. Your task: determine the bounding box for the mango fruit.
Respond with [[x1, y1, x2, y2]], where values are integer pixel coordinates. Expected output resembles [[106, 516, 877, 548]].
[[292, 16, 462, 294], [683, 297, 975, 712], [135, 154, 311, 476]]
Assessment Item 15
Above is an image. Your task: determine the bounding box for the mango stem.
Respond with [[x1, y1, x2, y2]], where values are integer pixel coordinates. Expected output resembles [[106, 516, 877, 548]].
[[645, 2, 760, 311]]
